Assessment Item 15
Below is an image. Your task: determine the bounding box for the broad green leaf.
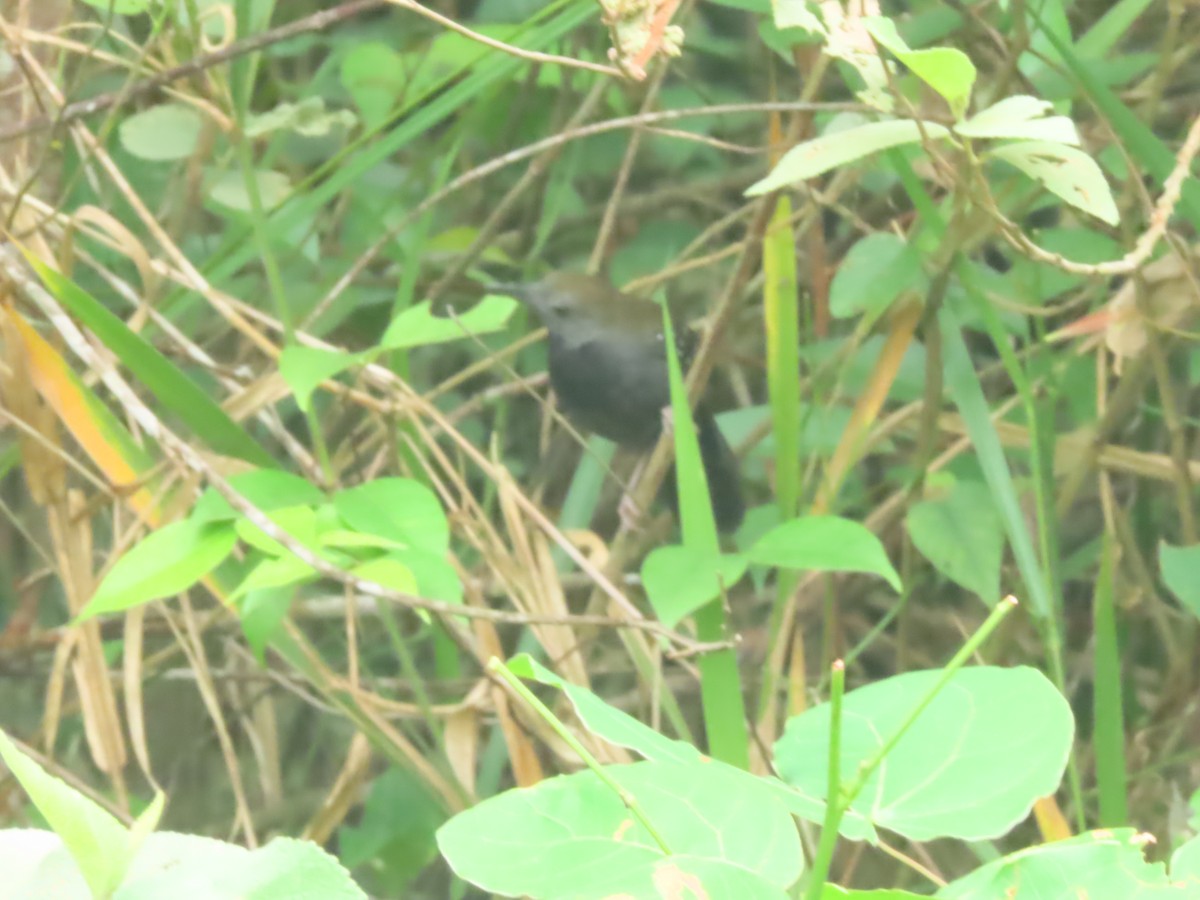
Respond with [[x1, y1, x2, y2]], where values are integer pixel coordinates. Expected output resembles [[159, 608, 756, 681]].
[[642, 545, 747, 628], [198, 837, 366, 899], [987, 141, 1120, 225], [351, 557, 417, 594], [231, 555, 318, 601], [509, 655, 704, 766], [823, 888, 927, 900], [747, 516, 900, 590], [864, 18, 976, 118], [939, 829, 1171, 899], [380, 296, 516, 350], [391, 549, 463, 604], [279, 346, 367, 413], [23, 255, 274, 468], [773, 0, 823, 32], [775, 666, 1073, 841], [829, 232, 927, 320], [83, 520, 236, 619], [337, 768, 444, 894], [610, 220, 702, 286], [1160, 542, 1200, 620], [334, 479, 449, 554], [507, 655, 878, 843], [437, 761, 801, 898], [747, 120, 952, 195], [906, 480, 1003, 603], [0, 729, 131, 898], [207, 169, 293, 212], [192, 469, 325, 523], [340, 42, 406, 129], [234, 505, 320, 557], [239, 587, 294, 664], [120, 834, 366, 898], [956, 95, 1079, 144], [118, 103, 204, 161], [127, 791, 166, 864], [1172, 833, 1200, 885]]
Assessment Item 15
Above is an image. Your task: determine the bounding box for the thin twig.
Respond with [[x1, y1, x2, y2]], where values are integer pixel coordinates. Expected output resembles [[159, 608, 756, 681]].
[[385, 0, 623, 80]]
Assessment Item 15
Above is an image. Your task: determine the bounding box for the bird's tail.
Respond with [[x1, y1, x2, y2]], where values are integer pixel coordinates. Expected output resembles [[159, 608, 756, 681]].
[[663, 412, 744, 533]]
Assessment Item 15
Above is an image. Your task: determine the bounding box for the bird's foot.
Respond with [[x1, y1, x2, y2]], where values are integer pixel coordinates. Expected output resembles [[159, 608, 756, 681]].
[[618, 492, 648, 533], [618, 455, 650, 532], [660, 406, 675, 437]]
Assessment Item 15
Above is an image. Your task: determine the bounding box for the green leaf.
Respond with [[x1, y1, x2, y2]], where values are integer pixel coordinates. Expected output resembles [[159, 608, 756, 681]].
[[906, 480, 1003, 603], [337, 769, 444, 895], [776, 666, 1073, 841], [380, 296, 516, 350], [118, 104, 204, 161], [509, 655, 703, 765], [0, 728, 131, 898], [341, 42, 406, 129], [823, 888, 927, 900], [508, 654, 877, 842], [642, 545, 747, 628], [390, 549, 463, 604], [864, 18, 976, 118], [773, 0, 823, 32], [334, 479, 449, 554], [829, 232, 927, 320], [1172, 833, 1200, 886], [747, 516, 900, 590], [83, 520, 236, 620], [437, 761, 801, 898], [125, 835, 367, 898], [240, 587, 294, 665], [192, 469, 325, 523], [351, 557, 417, 594], [234, 505, 320, 557], [987, 140, 1119, 225], [746, 120, 952, 195], [939, 829, 1171, 898], [956, 95, 1079, 144], [1160, 541, 1200, 620], [279, 346, 367, 413], [23, 255, 274, 468], [207, 169, 293, 212]]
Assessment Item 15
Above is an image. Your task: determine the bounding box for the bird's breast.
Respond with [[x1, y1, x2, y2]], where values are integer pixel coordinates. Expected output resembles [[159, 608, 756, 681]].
[[547, 329, 671, 448]]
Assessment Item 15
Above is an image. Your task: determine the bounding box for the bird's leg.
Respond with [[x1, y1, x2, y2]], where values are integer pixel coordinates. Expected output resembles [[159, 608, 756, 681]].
[[618, 455, 649, 532], [618, 408, 675, 531], [660, 405, 675, 438]]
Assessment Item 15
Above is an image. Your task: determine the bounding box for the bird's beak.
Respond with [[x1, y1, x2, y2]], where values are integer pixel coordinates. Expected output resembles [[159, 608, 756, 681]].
[[486, 282, 532, 301]]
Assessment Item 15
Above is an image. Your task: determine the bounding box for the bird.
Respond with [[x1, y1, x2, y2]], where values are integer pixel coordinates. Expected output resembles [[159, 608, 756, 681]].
[[488, 272, 744, 532]]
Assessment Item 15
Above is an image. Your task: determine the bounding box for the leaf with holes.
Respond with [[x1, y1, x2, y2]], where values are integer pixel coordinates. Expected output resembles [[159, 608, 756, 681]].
[[988, 141, 1119, 225]]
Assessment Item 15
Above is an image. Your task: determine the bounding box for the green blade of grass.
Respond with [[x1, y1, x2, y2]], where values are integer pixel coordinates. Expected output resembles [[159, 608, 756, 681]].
[[1093, 536, 1129, 826], [25, 252, 274, 468]]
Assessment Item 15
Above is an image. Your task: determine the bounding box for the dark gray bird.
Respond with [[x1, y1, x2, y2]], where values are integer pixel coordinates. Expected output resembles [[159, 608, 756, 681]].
[[490, 272, 744, 532]]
